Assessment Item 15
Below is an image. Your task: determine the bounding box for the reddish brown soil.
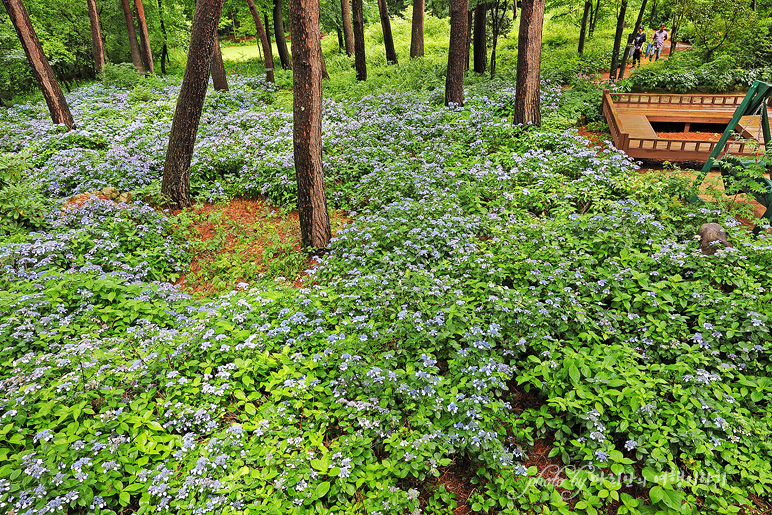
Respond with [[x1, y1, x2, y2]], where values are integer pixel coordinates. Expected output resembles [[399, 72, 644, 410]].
[[577, 127, 611, 149], [421, 460, 478, 515], [656, 131, 722, 141], [171, 198, 347, 295]]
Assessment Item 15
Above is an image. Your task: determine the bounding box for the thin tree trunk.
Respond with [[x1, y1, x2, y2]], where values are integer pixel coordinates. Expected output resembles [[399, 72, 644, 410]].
[[377, 0, 398, 64], [589, 0, 601, 37], [578, 0, 591, 55], [608, 0, 627, 80], [465, 10, 472, 70], [120, 0, 144, 71], [410, 0, 424, 57], [2, 0, 74, 129], [445, 0, 468, 106], [211, 38, 229, 90], [751, 0, 756, 11], [246, 0, 276, 82], [134, 0, 154, 73], [514, 0, 545, 126], [87, 0, 105, 75], [490, 0, 505, 78], [352, 0, 366, 79], [648, 0, 657, 26], [265, 14, 272, 48], [341, 0, 354, 55], [162, 0, 225, 207], [473, 2, 486, 74], [288, 0, 330, 248], [274, 0, 292, 69], [618, 0, 647, 79], [157, 0, 169, 74]]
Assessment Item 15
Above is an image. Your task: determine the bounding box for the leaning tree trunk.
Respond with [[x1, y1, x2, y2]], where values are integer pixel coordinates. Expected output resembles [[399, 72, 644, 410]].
[[445, 0, 468, 106], [273, 0, 292, 69], [578, 0, 591, 55], [410, 0, 424, 57], [135, 0, 154, 73], [514, 0, 545, 126], [648, 0, 657, 25], [377, 0, 398, 64], [288, 0, 331, 249], [246, 0, 276, 82], [473, 2, 486, 74], [618, 0, 648, 79], [211, 38, 229, 90], [162, 0, 225, 207], [2, 0, 74, 128], [341, 0, 354, 55], [589, 0, 601, 37], [352, 0, 366, 80], [157, 0, 169, 74], [120, 0, 143, 71], [608, 0, 627, 80], [86, 0, 105, 75]]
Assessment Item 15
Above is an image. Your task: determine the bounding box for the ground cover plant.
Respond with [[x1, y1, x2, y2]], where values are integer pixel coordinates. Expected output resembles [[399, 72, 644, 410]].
[[2, 40, 772, 515]]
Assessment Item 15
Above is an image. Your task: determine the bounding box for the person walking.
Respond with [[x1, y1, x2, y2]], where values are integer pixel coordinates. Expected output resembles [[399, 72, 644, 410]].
[[649, 24, 668, 62], [632, 26, 646, 68]]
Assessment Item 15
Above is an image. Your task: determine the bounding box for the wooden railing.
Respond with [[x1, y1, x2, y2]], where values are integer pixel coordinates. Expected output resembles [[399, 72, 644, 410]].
[[609, 92, 746, 108], [602, 90, 628, 150], [625, 138, 753, 155]]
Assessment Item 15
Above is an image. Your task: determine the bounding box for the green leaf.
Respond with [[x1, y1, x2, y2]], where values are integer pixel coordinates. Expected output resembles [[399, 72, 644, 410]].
[[568, 364, 580, 384], [315, 481, 330, 498], [650, 485, 664, 504]]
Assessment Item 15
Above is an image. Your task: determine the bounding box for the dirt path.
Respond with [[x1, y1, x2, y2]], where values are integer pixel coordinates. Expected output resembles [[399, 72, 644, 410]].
[[604, 39, 691, 79]]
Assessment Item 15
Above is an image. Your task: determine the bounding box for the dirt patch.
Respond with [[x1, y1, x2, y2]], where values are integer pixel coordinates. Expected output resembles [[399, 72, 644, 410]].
[[577, 127, 612, 149], [420, 459, 478, 515]]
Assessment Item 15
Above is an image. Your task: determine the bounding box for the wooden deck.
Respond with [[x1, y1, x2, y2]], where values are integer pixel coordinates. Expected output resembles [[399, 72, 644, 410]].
[[602, 90, 770, 162]]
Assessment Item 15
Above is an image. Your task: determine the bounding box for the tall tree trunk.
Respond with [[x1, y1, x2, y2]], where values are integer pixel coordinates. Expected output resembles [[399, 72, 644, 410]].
[[578, 0, 591, 55], [265, 14, 272, 48], [86, 0, 105, 75], [489, 0, 505, 78], [162, 0, 224, 207], [341, 0, 355, 55], [514, 0, 544, 126], [648, 0, 657, 26], [445, 0, 468, 106], [618, 0, 647, 79], [157, 0, 169, 74], [465, 10, 472, 70], [2, 0, 74, 129], [751, 0, 756, 11], [352, 0, 366, 80], [608, 0, 627, 80], [589, 0, 601, 37], [473, 2, 486, 74], [211, 38, 229, 90], [134, 0, 154, 73], [274, 0, 292, 69], [377, 0, 398, 63], [120, 0, 144, 71], [410, 0, 424, 57], [246, 0, 276, 82], [288, 0, 331, 249]]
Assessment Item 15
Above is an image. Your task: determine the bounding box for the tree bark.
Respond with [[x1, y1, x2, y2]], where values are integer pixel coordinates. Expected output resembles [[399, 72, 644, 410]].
[[445, 0, 468, 106], [514, 0, 544, 126], [162, 0, 225, 207], [410, 0, 424, 57], [86, 0, 105, 75], [377, 0, 398, 64], [134, 0, 154, 73], [608, 0, 627, 80], [617, 0, 647, 79], [211, 38, 229, 90], [288, 0, 331, 249], [589, 0, 600, 37], [341, 0, 355, 55], [2, 0, 74, 129], [465, 9, 472, 70], [473, 2, 486, 74], [120, 0, 144, 71], [246, 0, 276, 82], [578, 0, 591, 55], [274, 0, 292, 69], [352, 0, 366, 80], [648, 0, 657, 26], [265, 14, 272, 48], [157, 0, 169, 74]]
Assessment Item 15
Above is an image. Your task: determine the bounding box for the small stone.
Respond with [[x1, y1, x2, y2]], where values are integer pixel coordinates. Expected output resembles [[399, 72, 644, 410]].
[[118, 192, 132, 203], [697, 223, 733, 255], [101, 186, 119, 200]]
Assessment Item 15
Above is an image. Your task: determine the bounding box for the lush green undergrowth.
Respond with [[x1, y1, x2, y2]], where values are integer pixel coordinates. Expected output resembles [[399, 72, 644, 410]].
[[2, 61, 772, 515]]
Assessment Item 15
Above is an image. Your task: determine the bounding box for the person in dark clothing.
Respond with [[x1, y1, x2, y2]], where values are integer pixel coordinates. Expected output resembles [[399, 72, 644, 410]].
[[632, 27, 646, 68]]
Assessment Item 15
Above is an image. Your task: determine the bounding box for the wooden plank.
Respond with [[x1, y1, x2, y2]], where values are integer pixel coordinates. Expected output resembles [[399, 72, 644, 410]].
[[616, 113, 657, 138]]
